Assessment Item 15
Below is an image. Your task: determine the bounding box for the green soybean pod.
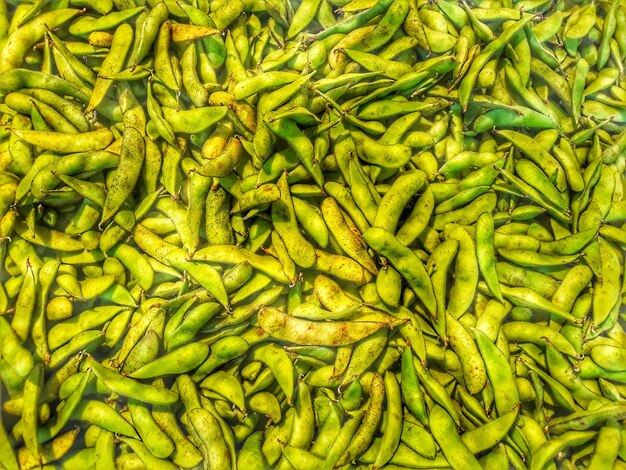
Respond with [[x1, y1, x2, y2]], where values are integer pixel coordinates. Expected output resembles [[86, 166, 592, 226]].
[[129, 342, 209, 379], [282, 446, 324, 470], [258, 306, 388, 346], [495, 261, 559, 298], [425, 238, 458, 342], [515, 158, 567, 210], [395, 185, 435, 247], [248, 391, 281, 424], [270, 118, 324, 186], [167, 303, 222, 354], [193, 245, 290, 284], [496, 129, 566, 192], [210, 0, 246, 30], [593, 237, 621, 325], [545, 340, 602, 408], [187, 406, 232, 470], [0, 9, 80, 73], [363, 226, 436, 316], [373, 370, 403, 467], [10, 128, 114, 154], [590, 344, 626, 372], [146, 80, 176, 145], [571, 58, 590, 124], [205, 185, 235, 246], [339, 329, 387, 389], [153, 20, 180, 94], [110, 243, 154, 291], [94, 430, 115, 470], [373, 169, 427, 233], [238, 431, 268, 470], [69, 7, 143, 36], [245, 342, 295, 405], [321, 196, 377, 275], [263, 410, 295, 465], [101, 126, 145, 225], [288, 0, 323, 38], [430, 404, 482, 470], [447, 314, 487, 395], [324, 181, 371, 234], [503, 321, 578, 358], [286, 380, 315, 450], [347, 157, 380, 225], [352, 130, 412, 168], [473, 328, 519, 415], [458, 15, 535, 109], [551, 265, 593, 316], [117, 436, 177, 470], [47, 305, 125, 350], [476, 211, 503, 302], [31, 259, 59, 362], [475, 299, 511, 343], [126, 2, 167, 66], [529, 431, 597, 470], [444, 223, 479, 319], [552, 146, 585, 193], [376, 265, 402, 308], [0, 0, 7, 48], [336, 372, 385, 467], [85, 23, 133, 114], [22, 363, 43, 462], [588, 419, 621, 470], [0, 414, 18, 469], [435, 186, 491, 216], [36, 369, 91, 444], [11, 260, 36, 342], [293, 197, 329, 248], [0, 315, 34, 378], [122, 328, 160, 375], [128, 399, 175, 460], [272, 172, 317, 268], [87, 355, 179, 406], [462, 411, 519, 455], [20, 427, 81, 469], [152, 402, 203, 467], [316, 0, 394, 39]]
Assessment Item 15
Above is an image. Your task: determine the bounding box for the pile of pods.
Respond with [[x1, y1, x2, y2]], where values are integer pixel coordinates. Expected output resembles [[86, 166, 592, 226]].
[[0, 0, 625, 468]]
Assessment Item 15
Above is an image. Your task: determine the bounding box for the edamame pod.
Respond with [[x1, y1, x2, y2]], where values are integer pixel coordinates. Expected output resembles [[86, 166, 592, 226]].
[[364, 227, 436, 316], [374, 170, 426, 233], [258, 306, 389, 346], [87, 356, 179, 405], [10, 128, 113, 154], [430, 404, 482, 470], [129, 342, 209, 379]]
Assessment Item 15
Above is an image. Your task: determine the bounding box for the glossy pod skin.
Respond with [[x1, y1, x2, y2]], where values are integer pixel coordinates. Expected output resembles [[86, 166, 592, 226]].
[[0, 1, 625, 469]]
